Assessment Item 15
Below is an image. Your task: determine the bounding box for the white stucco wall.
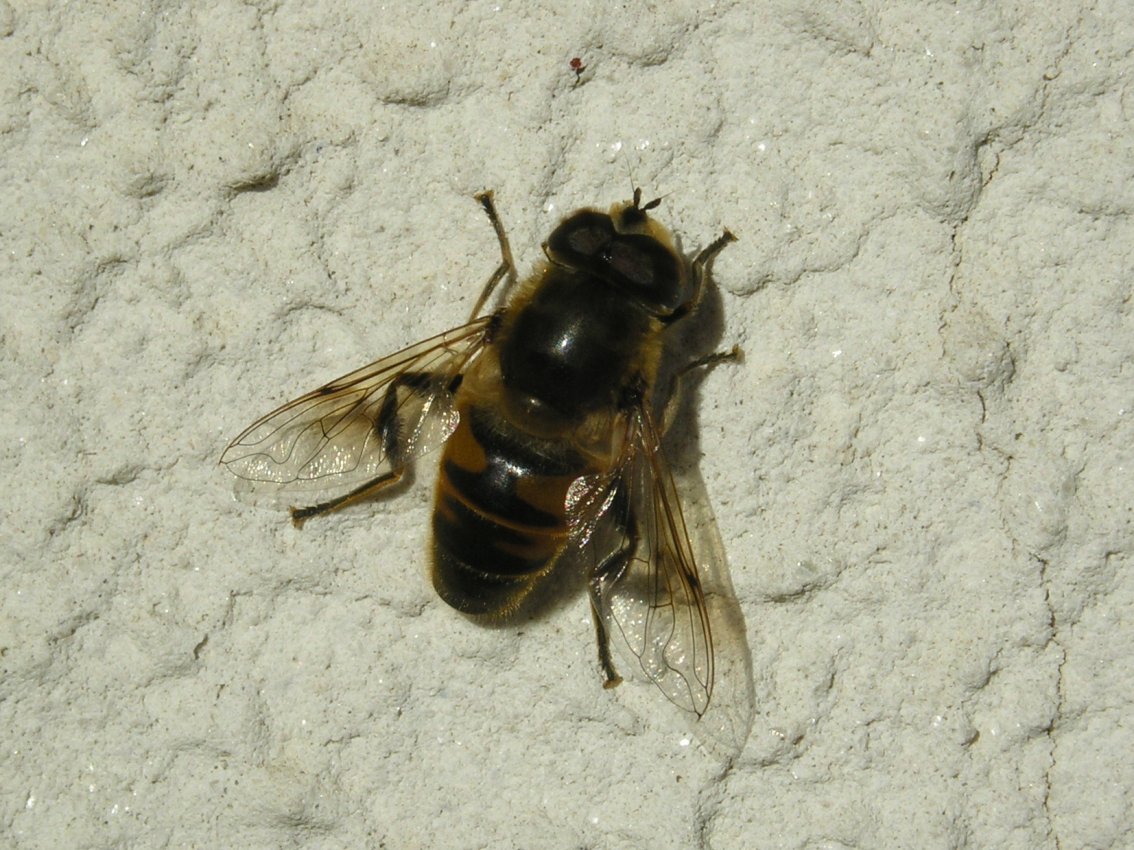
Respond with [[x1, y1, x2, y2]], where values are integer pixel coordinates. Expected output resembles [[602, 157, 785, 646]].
[[2, 2, 1130, 848]]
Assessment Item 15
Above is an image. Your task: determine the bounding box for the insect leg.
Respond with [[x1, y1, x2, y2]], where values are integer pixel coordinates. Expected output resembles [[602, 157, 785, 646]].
[[661, 229, 737, 325], [587, 484, 637, 689], [289, 371, 438, 527], [467, 191, 518, 321], [290, 469, 404, 527], [659, 346, 743, 435]]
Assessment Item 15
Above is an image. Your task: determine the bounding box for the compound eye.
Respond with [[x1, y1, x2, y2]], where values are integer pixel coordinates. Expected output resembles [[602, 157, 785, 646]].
[[545, 209, 684, 312], [546, 211, 615, 265], [606, 235, 682, 305]]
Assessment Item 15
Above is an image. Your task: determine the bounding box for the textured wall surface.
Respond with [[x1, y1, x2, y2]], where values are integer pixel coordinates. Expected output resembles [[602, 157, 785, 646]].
[[2, 2, 1130, 848]]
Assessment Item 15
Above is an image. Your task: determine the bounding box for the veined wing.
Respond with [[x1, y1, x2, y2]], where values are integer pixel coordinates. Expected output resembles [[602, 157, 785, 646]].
[[574, 404, 714, 718], [220, 317, 494, 508]]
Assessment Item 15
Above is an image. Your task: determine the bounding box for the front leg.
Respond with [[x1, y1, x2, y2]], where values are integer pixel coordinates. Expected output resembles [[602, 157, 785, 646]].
[[466, 191, 519, 321], [661, 229, 736, 325]]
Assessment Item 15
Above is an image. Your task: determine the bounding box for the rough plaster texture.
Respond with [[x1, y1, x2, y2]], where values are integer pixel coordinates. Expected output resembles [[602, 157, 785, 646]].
[[2, 2, 1131, 848]]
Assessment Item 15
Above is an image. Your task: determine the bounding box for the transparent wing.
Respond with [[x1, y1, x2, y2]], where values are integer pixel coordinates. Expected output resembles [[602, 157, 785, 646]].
[[579, 405, 715, 719], [220, 317, 493, 508]]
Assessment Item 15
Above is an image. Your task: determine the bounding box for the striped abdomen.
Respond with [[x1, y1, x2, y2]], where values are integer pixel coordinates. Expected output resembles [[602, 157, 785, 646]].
[[431, 402, 587, 617]]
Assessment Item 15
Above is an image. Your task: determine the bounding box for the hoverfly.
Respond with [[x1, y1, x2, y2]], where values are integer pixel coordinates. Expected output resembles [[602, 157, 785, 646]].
[[221, 190, 737, 720]]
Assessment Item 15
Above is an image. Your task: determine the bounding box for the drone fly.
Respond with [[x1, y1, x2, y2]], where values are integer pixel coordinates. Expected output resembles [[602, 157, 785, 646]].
[[222, 190, 737, 719]]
